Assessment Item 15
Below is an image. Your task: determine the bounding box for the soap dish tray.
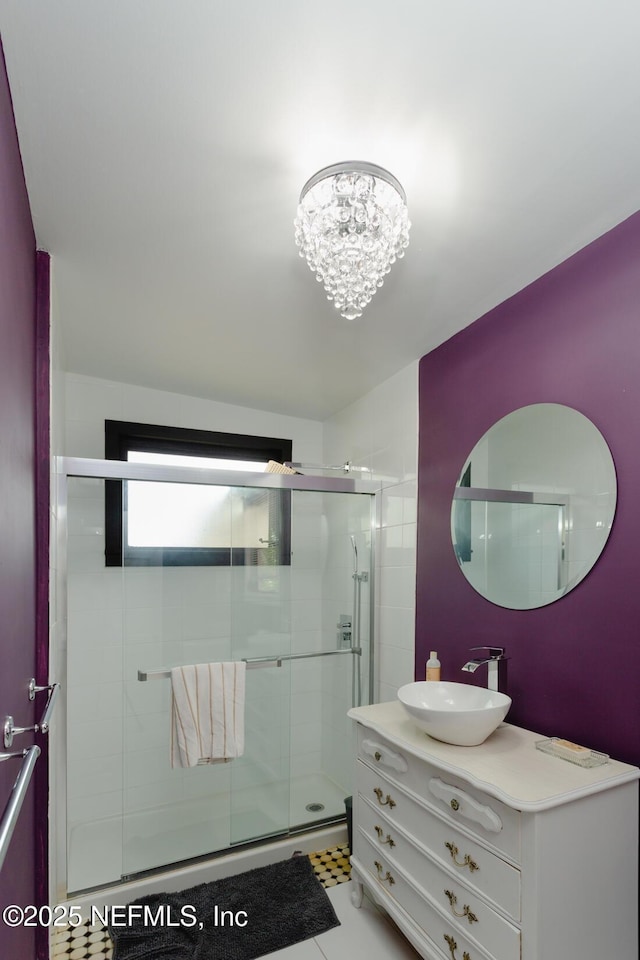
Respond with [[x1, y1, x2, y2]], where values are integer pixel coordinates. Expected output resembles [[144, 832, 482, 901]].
[[535, 738, 609, 768]]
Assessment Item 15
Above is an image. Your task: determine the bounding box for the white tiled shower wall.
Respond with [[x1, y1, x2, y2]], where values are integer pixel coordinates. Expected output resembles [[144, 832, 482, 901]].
[[55, 362, 418, 889], [323, 362, 418, 704]]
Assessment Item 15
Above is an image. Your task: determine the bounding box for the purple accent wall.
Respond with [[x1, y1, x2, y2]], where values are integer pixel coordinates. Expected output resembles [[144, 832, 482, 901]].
[[34, 250, 51, 960], [416, 210, 640, 767], [0, 37, 40, 959]]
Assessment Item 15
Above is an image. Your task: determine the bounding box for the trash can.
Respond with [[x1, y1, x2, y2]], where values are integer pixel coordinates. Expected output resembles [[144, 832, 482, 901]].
[[344, 796, 353, 853]]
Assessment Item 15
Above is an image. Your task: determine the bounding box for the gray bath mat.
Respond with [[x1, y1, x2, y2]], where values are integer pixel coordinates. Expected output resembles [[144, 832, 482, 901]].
[[108, 854, 340, 960]]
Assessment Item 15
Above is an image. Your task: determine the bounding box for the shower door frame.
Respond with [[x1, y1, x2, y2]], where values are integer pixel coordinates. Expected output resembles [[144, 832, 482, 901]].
[[53, 456, 378, 898]]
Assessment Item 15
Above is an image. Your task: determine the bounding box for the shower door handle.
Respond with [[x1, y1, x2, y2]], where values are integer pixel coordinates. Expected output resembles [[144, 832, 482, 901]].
[[242, 648, 362, 668], [138, 648, 363, 681]]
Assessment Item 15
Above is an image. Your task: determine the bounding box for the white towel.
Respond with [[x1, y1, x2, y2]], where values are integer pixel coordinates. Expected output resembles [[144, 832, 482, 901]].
[[170, 662, 246, 768]]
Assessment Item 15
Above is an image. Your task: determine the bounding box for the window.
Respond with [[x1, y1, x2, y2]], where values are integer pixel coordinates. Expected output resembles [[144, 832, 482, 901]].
[[104, 420, 292, 567]]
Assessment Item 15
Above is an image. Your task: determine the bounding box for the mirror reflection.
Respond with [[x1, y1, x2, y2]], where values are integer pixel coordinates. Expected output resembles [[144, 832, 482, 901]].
[[451, 403, 616, 609]]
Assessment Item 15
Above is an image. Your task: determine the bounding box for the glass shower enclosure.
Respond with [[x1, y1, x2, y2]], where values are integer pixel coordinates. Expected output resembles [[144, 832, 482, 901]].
[[60, 458, 376, 893]]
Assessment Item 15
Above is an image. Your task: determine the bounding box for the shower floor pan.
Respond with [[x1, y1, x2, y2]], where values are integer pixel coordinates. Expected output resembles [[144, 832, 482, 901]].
[[67, 772, 347, 894]]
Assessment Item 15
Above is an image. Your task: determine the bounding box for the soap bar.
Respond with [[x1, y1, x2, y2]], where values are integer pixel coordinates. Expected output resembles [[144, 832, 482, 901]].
[[535, 737, 609, 767], [549, 738, 591, 760]]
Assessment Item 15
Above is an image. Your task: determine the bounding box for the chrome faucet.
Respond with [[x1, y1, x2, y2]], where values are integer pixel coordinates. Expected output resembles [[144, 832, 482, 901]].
[[461, 646, 508, 693]]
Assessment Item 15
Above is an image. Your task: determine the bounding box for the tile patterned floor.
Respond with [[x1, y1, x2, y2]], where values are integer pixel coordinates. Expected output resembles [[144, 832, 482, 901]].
[[51, 923, 113, 960], [51, 844, 351, 960], [308, 841, 352, 886]]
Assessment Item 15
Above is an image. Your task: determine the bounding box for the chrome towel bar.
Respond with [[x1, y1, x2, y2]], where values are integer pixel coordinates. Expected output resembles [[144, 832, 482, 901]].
[[138, 646, 362, 681], [0, 745, 41, 871]]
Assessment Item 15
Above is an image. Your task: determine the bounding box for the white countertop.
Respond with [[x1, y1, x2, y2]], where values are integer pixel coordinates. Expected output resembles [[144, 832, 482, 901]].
[[348, 701, 640, 812]]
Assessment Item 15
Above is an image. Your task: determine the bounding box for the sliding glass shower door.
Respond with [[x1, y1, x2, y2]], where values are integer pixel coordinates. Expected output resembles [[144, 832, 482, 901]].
[[228, 487, 373, 847], [63, 461, 374, 892]]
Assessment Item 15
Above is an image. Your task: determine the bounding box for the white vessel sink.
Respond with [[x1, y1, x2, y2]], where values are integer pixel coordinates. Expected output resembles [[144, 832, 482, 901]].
[[397, 680, 512, 746]]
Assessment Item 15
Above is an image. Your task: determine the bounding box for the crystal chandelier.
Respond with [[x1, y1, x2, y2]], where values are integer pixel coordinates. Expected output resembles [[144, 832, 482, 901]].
[[294, 161, 410, 320]]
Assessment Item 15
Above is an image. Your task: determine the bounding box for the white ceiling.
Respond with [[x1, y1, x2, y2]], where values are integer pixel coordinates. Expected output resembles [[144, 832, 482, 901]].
[[2, 1, 640, 420]]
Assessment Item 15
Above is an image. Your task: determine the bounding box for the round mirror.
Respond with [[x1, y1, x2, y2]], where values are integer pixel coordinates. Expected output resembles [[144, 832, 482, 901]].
[[451, 404, 616, 609]]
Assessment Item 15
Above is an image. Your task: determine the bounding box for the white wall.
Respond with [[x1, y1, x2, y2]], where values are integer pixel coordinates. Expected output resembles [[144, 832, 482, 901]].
[[323, 360, 419, 703], [63, 374, 323, 463], [49, 270, 69, 903]]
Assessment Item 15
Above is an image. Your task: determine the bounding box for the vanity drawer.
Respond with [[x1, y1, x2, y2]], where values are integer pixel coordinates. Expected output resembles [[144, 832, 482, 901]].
[[356, 791, 521, 922], [356, 741, 521, 863], [359, 729, 412, 775], [356, 832, 521, 960]]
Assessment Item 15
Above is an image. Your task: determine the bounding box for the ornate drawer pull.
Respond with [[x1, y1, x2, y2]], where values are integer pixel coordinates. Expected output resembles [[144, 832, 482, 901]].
[[361, 738, 408, 772], [444, 933, 471, 960], [374, 824, 396, 847], [373, 786, 396, 808], [374, 860, 395, 885], [444, 890, 478, 924], [445, 842, 479, 873], [429, 777, 502, 833]]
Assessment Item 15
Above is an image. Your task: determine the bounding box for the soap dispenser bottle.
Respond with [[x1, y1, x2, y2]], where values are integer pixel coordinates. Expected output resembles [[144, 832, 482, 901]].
[[426, 651, 441, 681]]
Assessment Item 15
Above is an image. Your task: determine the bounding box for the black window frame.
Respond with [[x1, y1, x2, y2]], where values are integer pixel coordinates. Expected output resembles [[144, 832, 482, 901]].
[[105, 420, 292, 567]]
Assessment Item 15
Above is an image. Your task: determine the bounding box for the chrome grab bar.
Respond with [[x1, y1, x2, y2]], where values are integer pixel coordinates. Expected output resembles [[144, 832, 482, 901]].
[[3, 681, 60, 749], [0, 745, 41, 871], [0, 751, 28, 764], [138, 646, 363, 680]]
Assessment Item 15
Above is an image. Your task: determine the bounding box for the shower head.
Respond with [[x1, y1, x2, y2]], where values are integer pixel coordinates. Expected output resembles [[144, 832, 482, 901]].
[[350, 535, 358, 575]]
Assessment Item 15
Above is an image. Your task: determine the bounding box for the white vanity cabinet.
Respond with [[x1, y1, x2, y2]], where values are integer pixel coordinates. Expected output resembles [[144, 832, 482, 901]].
[[348, 702, 639, 960]]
